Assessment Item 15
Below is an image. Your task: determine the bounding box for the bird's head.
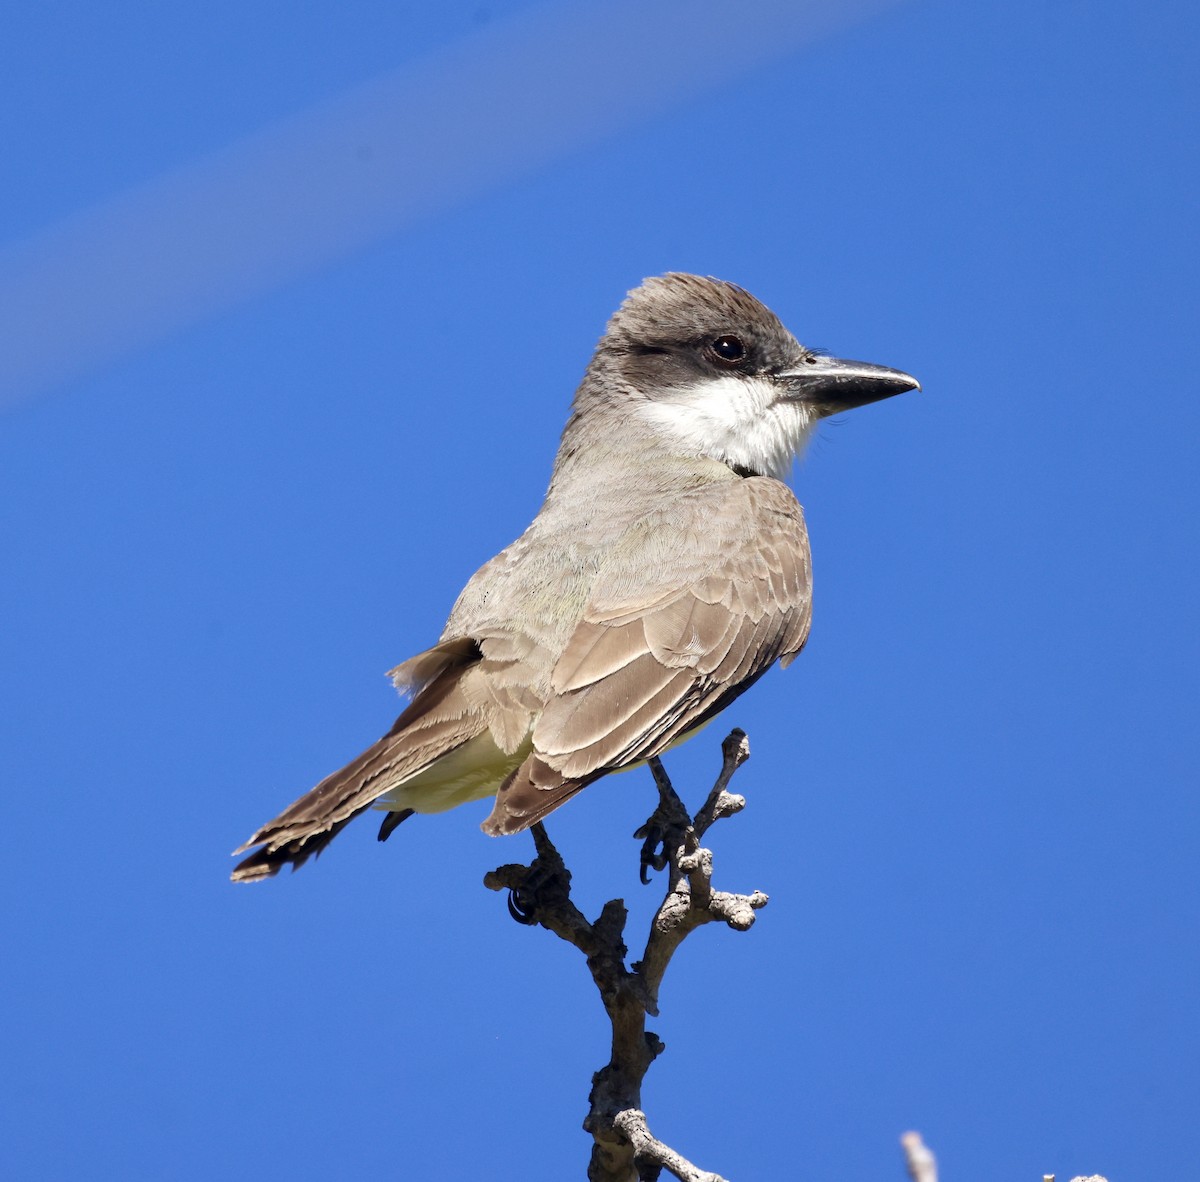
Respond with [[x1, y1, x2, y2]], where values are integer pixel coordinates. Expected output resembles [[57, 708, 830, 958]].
[[588, 273, 919, 479]]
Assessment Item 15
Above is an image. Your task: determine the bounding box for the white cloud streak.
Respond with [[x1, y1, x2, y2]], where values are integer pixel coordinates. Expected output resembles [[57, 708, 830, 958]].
[[0, 0, 905, 405]]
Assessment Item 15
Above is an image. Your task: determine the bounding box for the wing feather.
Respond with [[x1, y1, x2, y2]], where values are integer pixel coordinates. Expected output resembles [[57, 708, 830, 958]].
[[485, 477, 813, 835], [553, 619, 650, 693]]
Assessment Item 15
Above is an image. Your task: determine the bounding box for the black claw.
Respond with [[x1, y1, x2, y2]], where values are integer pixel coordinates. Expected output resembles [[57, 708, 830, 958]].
[[507, 888, 538, 925], [638, 833, 668, 884]]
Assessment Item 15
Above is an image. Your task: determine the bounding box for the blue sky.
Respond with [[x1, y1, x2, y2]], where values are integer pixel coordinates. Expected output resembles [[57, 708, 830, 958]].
[[2, 2, 1197, 1178]]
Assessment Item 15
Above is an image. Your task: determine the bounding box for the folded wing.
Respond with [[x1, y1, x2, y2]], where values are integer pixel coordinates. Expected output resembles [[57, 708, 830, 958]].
[[483, 477, 813, 835]]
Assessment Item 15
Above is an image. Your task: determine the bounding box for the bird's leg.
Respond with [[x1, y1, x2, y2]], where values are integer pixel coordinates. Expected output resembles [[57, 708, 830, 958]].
[[492, 822, 575, 925], [634, 758, 695, 884], [484, 827, 626, 978], [632, 730, 766, 1014]]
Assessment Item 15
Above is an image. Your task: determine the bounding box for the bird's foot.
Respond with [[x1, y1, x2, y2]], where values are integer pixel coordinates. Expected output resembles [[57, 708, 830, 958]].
[[634, 758, 695, 884], [489, 822, 574, 926]]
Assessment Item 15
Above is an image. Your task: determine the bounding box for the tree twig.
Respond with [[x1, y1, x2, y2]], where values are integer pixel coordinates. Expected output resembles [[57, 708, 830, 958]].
[[901, 1131, 938, 1182], [613, 1109, 728, 1182], [484, 729, 764, 1182]]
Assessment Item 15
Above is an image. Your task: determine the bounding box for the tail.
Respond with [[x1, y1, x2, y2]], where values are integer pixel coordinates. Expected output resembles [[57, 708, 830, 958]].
[[230, 733, 417, 882], [230, 813, 359, 883], [231, 638, 482, 882]]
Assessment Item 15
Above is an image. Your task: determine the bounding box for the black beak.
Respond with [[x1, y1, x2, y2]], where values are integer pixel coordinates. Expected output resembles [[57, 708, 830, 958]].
[[776, 355, 920, 416]]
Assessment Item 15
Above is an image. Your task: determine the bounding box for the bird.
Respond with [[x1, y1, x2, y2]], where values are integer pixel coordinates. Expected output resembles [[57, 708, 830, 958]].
[[231, 273, 918, 882]]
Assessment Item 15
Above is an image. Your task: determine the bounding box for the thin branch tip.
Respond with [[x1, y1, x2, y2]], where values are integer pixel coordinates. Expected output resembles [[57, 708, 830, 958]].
[[901, 1131, 938, 1182], [613, 1110, 730, 1182]]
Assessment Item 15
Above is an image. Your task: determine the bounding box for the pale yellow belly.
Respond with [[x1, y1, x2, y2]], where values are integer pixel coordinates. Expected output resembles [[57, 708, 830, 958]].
[[374, 731, 533, 815], [373, 715, 712, 816]]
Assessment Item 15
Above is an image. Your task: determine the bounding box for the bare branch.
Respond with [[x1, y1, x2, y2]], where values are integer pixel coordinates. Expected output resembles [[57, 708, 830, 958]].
[[613, 1109, 729, 1182], [901, 1131, 938, 1182], [693, 729, 750, 839], [634, 738, 767, 1012], [484, 731, 762, 1181]]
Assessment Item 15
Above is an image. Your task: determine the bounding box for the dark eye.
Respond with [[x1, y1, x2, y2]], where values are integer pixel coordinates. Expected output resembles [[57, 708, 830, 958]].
[[710, 335, 745, 363]]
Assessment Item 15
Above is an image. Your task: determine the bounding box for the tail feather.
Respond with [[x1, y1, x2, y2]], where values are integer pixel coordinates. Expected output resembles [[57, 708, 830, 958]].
[[231, 638, 482, 881], [377, 807, 415, 843], [231, 815, 358, 882]]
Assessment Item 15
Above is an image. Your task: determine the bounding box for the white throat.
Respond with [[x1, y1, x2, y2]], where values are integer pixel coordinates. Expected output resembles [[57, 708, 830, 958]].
[[635, 374, 815, 480]]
